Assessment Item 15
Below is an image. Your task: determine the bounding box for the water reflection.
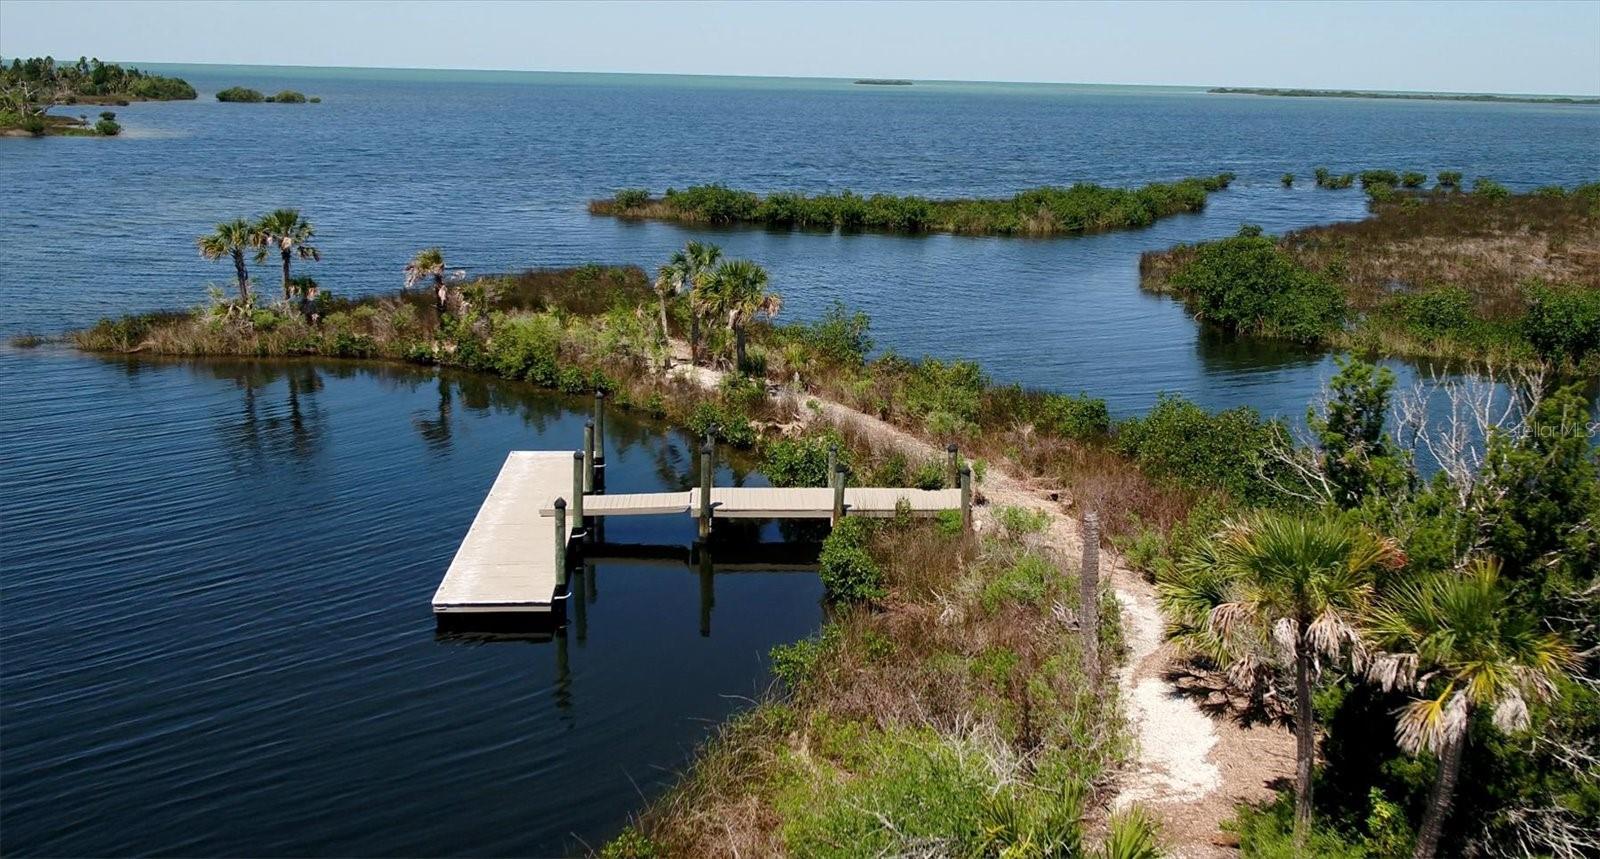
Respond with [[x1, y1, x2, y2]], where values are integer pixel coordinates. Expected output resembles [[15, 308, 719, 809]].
[[206, 361, 328, 465]]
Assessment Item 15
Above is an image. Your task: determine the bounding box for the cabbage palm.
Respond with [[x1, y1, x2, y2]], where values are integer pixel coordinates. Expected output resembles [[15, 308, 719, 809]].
[[403, 247, 465, 312], [197, 218, 255, 303], [676, 241, 721, 364], [704, 258, 780, 371], [253, 208, 321, 301], [653, 259, 686, 359], [1160, 512, 1402, 853], [1367, 559, 1579, 859]]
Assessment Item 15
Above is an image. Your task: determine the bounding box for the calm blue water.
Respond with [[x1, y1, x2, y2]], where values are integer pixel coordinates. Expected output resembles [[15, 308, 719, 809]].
[[2, 65, 1597, 857]]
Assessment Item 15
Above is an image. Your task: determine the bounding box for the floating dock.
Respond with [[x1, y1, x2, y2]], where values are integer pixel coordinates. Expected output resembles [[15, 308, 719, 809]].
[[432, 452, 574, 614], [434, 401, 972, 617]]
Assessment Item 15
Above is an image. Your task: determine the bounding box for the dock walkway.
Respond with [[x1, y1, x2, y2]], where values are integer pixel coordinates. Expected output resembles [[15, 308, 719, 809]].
[[434, 432, 969, 616]]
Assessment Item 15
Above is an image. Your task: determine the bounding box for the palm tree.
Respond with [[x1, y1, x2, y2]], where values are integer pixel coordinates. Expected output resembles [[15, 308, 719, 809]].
[[253, 208, 321, 302], [653, 260, 686, 365], [1367, 559, 1578, 859], [704, 259, 781, 372], [197, 218, 256, 303], [1159, 512, 1402, 853], [403, 247, 465, 313], [677, 241, 721, 365]]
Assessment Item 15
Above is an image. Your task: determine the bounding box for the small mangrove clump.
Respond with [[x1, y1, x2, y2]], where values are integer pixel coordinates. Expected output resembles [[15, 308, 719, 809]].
[[589, 174, 1237, 238], [216, 87, 264, 103]]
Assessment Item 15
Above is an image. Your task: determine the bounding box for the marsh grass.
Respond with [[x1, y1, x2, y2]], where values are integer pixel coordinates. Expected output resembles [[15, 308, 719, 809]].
[[1140, 185, 1600, 370]]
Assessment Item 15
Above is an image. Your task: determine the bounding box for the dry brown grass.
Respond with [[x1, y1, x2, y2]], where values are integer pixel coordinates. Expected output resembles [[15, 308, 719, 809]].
[[1143, 190, 1599, 320]]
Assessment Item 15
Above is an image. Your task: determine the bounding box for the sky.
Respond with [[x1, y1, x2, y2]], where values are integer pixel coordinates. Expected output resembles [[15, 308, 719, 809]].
[[2, 0, 1597, 95]]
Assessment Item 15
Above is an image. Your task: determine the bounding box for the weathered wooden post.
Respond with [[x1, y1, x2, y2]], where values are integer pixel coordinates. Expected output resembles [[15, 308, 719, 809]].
[[582, 420, 595, 494], [553, 497, 568, 593], [959, 464, 973, 530], [945, 443, 960, 488], [570, 450, 586, 535], [831, 463, 847, 523], [592, 390, 607, 490], [698, 437, 714, 539], [1080, 511, 1102, 685]]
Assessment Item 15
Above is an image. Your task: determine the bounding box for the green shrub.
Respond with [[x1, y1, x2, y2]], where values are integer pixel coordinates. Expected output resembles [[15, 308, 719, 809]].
[[1358, 170, 1399, 189], [1391, 285, 1475, 337], [1037, 391, 1111, 439], [94, 112, 120, 135], [796, 301, 873, 365], [1116, 394, 1282, 505], [905, 358, 986, 431], [687, 400, 757, 447], [1522, 283, 1600, 365], [613, 188, 650, 209], [1280, 173, 1294, 188], [818, 518, 883, 602], [1399, 171, 1426, 188], [599, 825, 658, 858], [762, 434, 838, 487], [1167, 232, 1346, 343], [1534, 185, 1568, 198], [308, 96, 322, 104], [1313, 167, 1331, 186], [770, 629, 837, 689], [215, 86, 264, 103], [980, 551, 1055, 612], [1472, 177, 1509, 199], [1436, 170, 1463, 189], [489, 314, 562, 384], [996, 505, 1051, 536], [266, 90, 307, 103]]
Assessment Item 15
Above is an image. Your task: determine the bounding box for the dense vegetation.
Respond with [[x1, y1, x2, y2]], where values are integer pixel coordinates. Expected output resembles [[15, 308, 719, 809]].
[[1142, 183, 1600, 371], [1211, 87, 1600, 106], [606, 512, 1145, 857], [216, 87, 264, 103], [1, 54, 193, 135], [215, 87, 317, 103], [71, 231, 1597, 858], [590, 174, 1236, 237]]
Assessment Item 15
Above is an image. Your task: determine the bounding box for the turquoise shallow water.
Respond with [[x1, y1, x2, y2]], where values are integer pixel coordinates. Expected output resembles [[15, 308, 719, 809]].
[[1, 64, 1597, 856]]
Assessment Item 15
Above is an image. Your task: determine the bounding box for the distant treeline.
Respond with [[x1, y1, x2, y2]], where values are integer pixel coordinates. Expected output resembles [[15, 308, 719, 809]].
[[590, 174, 1236, 237], [1211, 86, 1600, 106]]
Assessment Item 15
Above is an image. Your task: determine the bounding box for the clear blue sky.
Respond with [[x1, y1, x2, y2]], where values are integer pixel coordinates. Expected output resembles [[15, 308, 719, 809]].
[[2, 0, 1597, 94]]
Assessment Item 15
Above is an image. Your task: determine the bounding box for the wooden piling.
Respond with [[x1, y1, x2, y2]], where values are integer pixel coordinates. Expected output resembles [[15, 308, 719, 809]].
[[1080, 511, 1101, 685], [959, 464, 972, 529], [698, 438, 714, 539], [831, 464, 846, 522], [582, 421, 595, 494], [553, 497, 568, 593], [945, 443, 959, 488], [571, 450, 585, 528], [592, 390, 607, 488], [826, 443, 838, 485]]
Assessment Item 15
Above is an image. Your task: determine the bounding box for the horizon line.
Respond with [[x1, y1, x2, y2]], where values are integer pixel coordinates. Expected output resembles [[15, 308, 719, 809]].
[[17, 55, 1598, 100]]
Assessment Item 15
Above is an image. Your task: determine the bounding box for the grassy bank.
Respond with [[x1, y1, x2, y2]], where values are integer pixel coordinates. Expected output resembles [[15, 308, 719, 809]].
[[589, 175, 1236, 237], [605, 514, 1146, 857], [1139, 184, 1600, 371]]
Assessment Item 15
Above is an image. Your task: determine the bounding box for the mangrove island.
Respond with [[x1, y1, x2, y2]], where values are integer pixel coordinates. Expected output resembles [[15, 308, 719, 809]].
[[1210, 86, 1600, 106], [1, 55, 194, 136], [590, 174, 1237, 237]]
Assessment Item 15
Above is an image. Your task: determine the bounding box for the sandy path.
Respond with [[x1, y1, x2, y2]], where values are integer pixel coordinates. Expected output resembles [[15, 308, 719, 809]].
[[668, 358, 1292, 856]]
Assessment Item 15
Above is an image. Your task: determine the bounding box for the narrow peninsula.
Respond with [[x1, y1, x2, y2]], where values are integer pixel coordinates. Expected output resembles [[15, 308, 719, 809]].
[[590, 174, 1236, 237], [1210, 86, 1600, 105], [1139, 179, 1600, 371]]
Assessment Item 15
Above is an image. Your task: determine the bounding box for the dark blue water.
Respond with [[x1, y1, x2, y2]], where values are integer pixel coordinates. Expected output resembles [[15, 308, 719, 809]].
[[2, 65, 1597, 857]]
